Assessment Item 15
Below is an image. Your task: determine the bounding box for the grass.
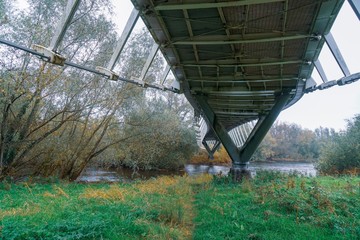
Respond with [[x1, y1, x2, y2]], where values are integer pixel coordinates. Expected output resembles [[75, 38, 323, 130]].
[[0, 172, 359, 239]]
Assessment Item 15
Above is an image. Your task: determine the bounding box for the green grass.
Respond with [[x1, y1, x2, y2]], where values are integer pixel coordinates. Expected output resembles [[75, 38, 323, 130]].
[[0, 173, 359, 240]]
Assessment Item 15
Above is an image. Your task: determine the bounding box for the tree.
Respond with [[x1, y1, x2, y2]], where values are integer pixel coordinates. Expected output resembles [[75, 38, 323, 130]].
[[109, 97, 197, 171], [0, 0, 133, 180], [316, 114, 360, 174], [251, 121, 321, 161]]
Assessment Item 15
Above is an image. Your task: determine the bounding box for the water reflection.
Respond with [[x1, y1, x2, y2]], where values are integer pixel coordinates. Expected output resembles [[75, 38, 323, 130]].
[[77, 161, 316, 183], [184, 164, 230, 176]]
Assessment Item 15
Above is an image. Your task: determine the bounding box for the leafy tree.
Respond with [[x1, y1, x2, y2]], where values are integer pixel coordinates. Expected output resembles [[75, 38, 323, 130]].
[[251, 121, 321, 161], [251, 133, 277, 161], [316, 114, 360, 174], [0, 0, 133, 180], [117, 97, 197, 171]]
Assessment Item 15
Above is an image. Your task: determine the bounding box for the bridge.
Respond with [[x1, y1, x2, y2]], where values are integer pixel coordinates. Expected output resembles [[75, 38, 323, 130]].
[[1, 0, 359, 179]]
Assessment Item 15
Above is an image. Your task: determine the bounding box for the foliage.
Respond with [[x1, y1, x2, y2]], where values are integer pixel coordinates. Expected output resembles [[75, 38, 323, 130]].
[[0, 1, 197, 180], [1, 174, 359, 239], [0, 0, 133, 181], [316, 114, 360, 174], [251, 121, 336, 162], [120, 98, 197, 170]]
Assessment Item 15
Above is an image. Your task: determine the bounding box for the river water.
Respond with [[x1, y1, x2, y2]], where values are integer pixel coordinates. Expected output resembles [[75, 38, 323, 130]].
[[77, 161, 316, 182]]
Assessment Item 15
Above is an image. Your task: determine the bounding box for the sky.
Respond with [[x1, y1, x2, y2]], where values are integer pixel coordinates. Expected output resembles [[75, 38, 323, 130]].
[[14, 0, 360, 131]]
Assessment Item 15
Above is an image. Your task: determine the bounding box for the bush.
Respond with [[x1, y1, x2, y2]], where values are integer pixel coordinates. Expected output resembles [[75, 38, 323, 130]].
[[120, 100, 198, 170], [316, 114, 360, 175]]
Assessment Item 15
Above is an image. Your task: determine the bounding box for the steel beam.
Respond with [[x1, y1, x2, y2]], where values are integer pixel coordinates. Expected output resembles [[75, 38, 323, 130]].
[[107, 8, 139, 70], [348, 0, 360, 21], [314, 60, 328, 83], [186, 74, 298, 81], [324, 33, 350, 76], [172, 34, 309, 45], [196, 95, 242, 165], [154, 0, 284, 11], [202, 140, 221, 159], [182, 60, 302, 68], [191, 86, 276, 93], [50, 0, 81, 51], [160, 64, 171, 85], [238, 92, 291, 162], [139, 43, 159, 81]]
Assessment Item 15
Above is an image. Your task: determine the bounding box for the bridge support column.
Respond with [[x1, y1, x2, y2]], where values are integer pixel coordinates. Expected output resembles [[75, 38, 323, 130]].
[[195, 92, 290, 181], [229, 162, 251, 182], [202, 140, 221, 160]]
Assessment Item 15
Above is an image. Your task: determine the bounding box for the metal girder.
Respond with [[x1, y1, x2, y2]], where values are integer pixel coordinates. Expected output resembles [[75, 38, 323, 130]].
[[154, 0, 284, 11], [188, 78, 296, 83], [348, 0, 360, 21], [314, 60, 328, 83], [208, 100, 274, 105], [160, 65, 171, 85], [209, 102, 274, 107], [324, 33, 350, 76], [191, 87, 276, 95], [107, 8, 139, 70], [182, 57, 300, 66], [207, 92, 275, 97], [195, 95, 242, 165], [182, 60, 302, 68], [50, 0, 81, 51], [187, 74, 298, 81], [215, 111, 259, 116], [202, 140, 221, 160], [171, 34, 310, 45], [238, 92, 291, 162], [139, 43, 159, 81], [196, 92, 289, 165]]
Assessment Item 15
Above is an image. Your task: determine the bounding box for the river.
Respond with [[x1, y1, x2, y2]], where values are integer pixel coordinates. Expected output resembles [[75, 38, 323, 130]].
[[77, 161, 316, 182]]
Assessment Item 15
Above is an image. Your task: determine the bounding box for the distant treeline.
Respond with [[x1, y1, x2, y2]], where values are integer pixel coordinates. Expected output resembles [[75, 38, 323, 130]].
[[252, 122, 337, 162]]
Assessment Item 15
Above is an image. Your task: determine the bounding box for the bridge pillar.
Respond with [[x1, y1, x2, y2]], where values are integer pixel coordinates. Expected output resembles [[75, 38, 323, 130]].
[[195, 92, 290, 181], [202, 140, 221, 160], [229, 162, 251, 182]]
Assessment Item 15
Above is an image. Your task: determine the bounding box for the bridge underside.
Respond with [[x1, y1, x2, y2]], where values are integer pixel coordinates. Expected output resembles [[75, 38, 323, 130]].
[[132, 0, 347, 168]]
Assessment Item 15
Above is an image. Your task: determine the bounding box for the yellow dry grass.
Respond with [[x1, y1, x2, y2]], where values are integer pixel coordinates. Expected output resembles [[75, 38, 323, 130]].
[[42, 186, 70, 198], [0, 204, 40, 220], [135, 175, 179, 194], [132, 174, 213, 239], [188, 174, 213, 185], [79, 185, 125, 201]]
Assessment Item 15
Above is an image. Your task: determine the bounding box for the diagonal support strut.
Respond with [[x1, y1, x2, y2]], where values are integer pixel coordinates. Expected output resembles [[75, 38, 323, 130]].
[[195, 92, 290, 168], [202, 140, 221, 160], [50, 0, 81, 51]]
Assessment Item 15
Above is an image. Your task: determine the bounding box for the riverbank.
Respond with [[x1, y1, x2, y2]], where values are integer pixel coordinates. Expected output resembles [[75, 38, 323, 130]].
[[1, 173, 359, 239]]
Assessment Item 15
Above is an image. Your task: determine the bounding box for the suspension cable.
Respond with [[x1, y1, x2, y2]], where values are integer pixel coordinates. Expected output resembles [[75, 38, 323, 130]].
[[0, 38, 178, 93]]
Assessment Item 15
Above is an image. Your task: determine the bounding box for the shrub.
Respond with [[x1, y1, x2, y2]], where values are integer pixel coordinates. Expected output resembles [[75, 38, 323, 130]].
[[316, 114, 360, 175]]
